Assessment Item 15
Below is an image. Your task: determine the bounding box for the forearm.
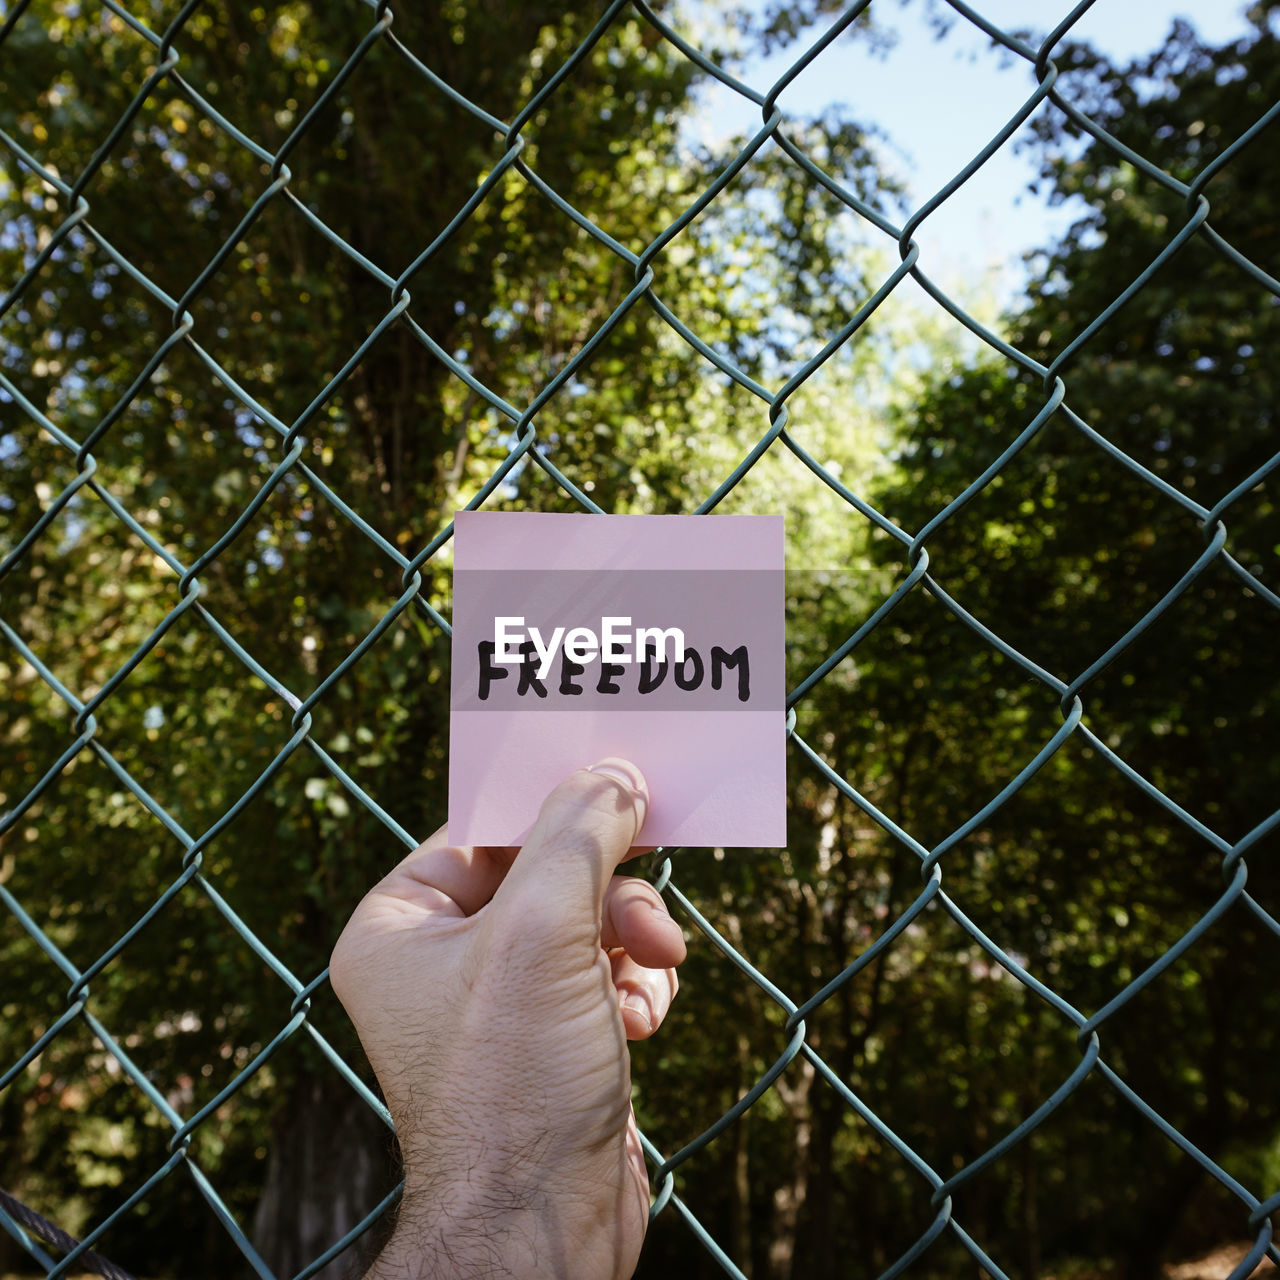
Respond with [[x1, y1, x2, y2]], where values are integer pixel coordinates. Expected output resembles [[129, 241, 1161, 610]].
[[364, 1202, 543, 1280], [336, 764, 667, 1280], [364, 1183, 631, 1280]]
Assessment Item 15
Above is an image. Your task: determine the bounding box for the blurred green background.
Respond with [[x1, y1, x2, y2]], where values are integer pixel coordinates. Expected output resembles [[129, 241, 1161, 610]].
[[1, 2, 1278, 1277]]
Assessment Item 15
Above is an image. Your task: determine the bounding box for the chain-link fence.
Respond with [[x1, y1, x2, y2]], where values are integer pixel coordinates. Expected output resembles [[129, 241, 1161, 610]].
[[2, 1, 1278, 1278]]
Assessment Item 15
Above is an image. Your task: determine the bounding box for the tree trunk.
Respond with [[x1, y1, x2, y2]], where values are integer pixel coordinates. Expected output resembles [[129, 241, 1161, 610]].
[[731, 1030, 754, 1270], [1117, 1158, 1204, 1280], [252, 1076, 394, 1280], [769, 1057, 815, 1280], [796, 1082, 840, 1280], [1020, 1138, 1040, 1280]]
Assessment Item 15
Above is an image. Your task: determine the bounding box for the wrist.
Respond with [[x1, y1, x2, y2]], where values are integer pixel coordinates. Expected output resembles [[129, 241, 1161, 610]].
[[363, 1152, 637, 1280], [367, 1184, 625, 1280], [366, 1193, 546, 1280]]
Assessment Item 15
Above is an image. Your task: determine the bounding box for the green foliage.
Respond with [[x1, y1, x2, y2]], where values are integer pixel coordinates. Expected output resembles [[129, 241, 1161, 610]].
[[0, 1, 904, 1274], [842, 7, 1280, 1277], [2, 3, 1278, 1280]]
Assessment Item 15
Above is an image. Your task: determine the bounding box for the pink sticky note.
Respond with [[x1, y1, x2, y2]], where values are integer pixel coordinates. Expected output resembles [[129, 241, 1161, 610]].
[[448, 511, 786, 848]]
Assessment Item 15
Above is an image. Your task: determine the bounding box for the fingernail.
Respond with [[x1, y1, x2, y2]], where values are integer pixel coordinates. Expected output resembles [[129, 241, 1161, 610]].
[[587, 758, 648, 799], [623, 991, 653, 1030]]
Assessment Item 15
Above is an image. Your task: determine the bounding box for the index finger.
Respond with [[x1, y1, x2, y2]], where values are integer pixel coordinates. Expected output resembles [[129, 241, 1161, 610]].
[[366, 765, 655, 921], [370, 824, 516, 919]]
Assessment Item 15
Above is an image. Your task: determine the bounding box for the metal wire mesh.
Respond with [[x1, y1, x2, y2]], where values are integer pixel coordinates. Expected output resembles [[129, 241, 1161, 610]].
[[1, 1, 1278, 1277]]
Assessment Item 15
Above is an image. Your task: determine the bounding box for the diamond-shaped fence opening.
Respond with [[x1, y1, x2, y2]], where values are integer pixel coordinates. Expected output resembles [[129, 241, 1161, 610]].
[[2, 1, 1278, 1278]]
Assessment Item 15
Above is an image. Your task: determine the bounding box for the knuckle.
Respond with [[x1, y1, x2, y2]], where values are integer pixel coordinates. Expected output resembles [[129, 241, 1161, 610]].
[[328, 927, 358, 1006]]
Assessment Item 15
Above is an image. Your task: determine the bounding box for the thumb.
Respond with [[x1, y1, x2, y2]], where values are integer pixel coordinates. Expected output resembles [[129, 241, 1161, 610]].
[[490, 759, 649, 936]]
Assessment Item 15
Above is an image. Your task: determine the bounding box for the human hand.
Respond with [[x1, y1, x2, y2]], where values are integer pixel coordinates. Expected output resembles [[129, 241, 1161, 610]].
[[330, 759, 685, 1280]]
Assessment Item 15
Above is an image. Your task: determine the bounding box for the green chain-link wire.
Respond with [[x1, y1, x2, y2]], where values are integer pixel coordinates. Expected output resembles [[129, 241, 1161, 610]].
[[2, 1, 1278, 1277]]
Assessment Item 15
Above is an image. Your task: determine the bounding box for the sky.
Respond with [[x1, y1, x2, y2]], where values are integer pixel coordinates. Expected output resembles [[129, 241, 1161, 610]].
[[689, 0, 1261, 309]]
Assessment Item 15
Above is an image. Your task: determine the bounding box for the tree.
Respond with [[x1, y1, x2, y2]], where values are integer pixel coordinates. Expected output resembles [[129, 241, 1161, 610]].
[[861, 7, 1280, 1278], [1, 3, 902, 1275]]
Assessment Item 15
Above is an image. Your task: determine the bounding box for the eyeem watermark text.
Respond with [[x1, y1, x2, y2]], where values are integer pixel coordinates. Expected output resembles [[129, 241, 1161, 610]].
[[493, 615, 686, 680], [479, 613, 750, 704]]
